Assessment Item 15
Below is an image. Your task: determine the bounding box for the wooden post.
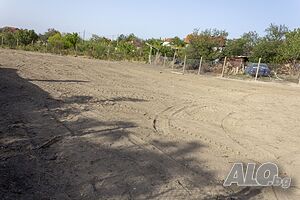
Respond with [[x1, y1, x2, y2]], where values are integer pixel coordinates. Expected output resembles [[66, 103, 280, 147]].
[[183, 54, 187, 74], [198, 56, 203, 75], [163, 53, 166, 67], [16, 38, 19, 47], [1, 36, 3, 46], [107, 44, 111, 60], [154, 50, 159, 65], [148, 46, 152, 64], [296, 60, 300, 84], [240, 59, 244, 73], [255, 58, 262, 81], [221, 56, 227, 77], [172, 51, 176, 70]]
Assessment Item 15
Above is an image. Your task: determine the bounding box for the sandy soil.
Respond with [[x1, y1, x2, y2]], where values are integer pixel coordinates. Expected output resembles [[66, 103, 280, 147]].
[[0, 48, 300, 199]]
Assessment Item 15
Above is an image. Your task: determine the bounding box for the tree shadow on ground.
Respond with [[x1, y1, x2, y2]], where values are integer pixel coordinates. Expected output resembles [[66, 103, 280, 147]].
[[0, 67, 262, 199]]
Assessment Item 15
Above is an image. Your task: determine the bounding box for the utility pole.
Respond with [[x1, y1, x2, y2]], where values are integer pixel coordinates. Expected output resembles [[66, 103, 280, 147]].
[[83, 30, 85, 41], [116, 35, 119, 46]]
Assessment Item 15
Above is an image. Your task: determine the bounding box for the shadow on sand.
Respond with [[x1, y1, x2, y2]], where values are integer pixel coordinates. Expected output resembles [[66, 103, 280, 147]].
[[0, 67, 262, 199]]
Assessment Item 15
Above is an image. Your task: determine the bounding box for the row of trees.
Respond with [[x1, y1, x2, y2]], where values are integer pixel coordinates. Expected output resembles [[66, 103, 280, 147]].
[[1, 24, 300, 64], [225, 24, 300, 63], [187, 24, 300, 64], [0, 27, 80, 52]]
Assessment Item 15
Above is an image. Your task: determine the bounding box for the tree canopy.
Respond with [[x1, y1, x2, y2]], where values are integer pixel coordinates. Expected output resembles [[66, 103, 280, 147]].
[[1, 24, 300, 64]]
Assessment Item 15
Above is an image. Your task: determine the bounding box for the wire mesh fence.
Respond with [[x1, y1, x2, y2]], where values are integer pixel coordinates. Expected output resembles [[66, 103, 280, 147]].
[[267, 63, 300, 83], [149, 53, 300, 84], [1, 35, 299, 84]]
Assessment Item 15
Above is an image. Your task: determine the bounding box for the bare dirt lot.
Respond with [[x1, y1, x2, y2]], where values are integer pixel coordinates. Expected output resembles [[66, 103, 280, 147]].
[[0, 48, 300, 200]]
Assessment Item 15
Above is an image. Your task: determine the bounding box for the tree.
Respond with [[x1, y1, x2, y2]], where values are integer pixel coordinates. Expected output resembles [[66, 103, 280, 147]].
[[64, 32, 80, 50], [116, 41, 137, 59], [15, 29, 38, 45], [186, 29, 228, 60], [90, 34, 110, 44], [39, 28, 60, 43], [251, 39, 280, 63], [251, 24, 288, 63], [240, 31, 259, 56], [87, 34, 111, 59], [224, 31, 259, 57], [280, 28, 300, 63], [144, 38, 163, 55], [48, 33, 64, 50], [171, 36, 185, 48], [265, 24, 289, 42], [1, 31, 16, 47], [0, 27, 18, 47], [224, 38, 247, 56]]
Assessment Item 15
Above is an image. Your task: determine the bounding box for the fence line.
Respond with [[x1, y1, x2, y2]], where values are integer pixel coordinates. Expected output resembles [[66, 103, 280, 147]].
[[148, 53, 300, 84], [0, 36, 300, 84]]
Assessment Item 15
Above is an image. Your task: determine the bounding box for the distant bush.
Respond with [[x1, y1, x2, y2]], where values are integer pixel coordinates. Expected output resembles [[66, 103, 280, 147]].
[[1, 24, 300, 66]]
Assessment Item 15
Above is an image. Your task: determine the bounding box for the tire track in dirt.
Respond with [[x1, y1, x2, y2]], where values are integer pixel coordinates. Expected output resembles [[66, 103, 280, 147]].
[[153, 101, 281, 165], [220, 112, 275, 161], [153, 103, 246, 159], [153, 104, 286, 200]]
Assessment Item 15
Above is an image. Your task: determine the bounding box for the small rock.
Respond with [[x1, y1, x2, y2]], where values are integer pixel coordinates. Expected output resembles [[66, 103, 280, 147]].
[[104, 100, 115, 105]]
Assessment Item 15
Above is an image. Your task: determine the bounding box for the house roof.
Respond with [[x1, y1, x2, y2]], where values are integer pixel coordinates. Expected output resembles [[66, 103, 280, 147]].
[[0, 26, 19, 33]]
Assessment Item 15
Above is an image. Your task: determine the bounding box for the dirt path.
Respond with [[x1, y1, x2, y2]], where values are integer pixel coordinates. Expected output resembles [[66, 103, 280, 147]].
[[1, 49, 300, 199]]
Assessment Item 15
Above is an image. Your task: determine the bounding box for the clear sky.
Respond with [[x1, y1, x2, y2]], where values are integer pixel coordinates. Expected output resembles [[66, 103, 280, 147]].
[[1, 0, 300, 39]]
